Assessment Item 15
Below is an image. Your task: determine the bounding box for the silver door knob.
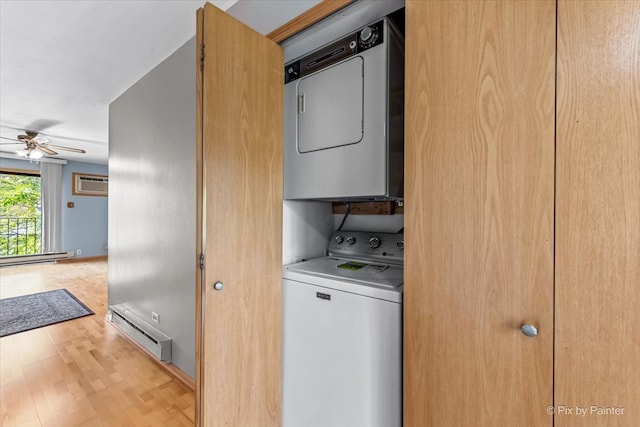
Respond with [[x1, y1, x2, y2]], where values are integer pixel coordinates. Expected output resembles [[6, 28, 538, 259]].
[[521, 324, 538, 337], [213, 281, 223, 291]]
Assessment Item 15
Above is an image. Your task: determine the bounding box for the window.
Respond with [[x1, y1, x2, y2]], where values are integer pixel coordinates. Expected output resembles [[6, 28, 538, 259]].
[[0, 169, 42, 256]]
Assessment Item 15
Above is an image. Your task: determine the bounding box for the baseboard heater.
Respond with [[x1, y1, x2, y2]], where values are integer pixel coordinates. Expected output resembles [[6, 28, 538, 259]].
[[107, 304, 172, 363], [0, 251, 73, 266]]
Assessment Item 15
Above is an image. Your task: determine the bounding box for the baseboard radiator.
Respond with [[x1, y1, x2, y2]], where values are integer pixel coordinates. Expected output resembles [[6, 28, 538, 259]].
[[107, 304, 172, 363], [0, 251, 73, 266]]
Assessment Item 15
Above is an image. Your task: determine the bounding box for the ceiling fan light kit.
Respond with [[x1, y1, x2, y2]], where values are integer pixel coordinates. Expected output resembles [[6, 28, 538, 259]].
[[18, 148, 44, 160]]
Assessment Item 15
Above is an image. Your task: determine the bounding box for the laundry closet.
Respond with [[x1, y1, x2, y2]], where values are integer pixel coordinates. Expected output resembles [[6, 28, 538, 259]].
[[195, 1, 640, 426], [280, 3, 406, 426]]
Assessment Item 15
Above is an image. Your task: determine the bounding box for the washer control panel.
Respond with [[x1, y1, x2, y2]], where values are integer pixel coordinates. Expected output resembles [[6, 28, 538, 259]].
[[328, 231, 404, 262]]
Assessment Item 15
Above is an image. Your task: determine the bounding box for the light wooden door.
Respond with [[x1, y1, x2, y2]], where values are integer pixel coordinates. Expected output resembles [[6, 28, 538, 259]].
[[404, 1, 555, 425], [556, 1, 640, 425], [196, 4, 283, 427]]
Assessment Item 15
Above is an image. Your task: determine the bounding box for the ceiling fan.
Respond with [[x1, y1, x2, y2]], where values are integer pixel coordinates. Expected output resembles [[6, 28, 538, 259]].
[[0, 130, 86, 160]]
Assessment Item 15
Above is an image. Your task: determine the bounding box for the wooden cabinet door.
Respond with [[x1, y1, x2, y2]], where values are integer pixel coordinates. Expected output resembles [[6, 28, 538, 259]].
[[404, 1, 555, 425], [556, 1, 640, 425], [196, 4, 283, 427]]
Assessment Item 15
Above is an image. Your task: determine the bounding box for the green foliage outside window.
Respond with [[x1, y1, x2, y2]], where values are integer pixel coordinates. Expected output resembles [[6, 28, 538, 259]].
[[0, 173, 42, 256]]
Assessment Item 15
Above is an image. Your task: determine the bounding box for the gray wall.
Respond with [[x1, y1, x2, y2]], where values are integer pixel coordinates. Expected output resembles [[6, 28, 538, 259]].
[[108, 38, 196, 378], [105, 0, 329, 380]]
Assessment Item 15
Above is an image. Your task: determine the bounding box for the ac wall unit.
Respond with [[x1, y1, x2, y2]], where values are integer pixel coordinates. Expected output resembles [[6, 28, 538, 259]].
[[107, 305, 172, 362], [72, 172, 108, 196]]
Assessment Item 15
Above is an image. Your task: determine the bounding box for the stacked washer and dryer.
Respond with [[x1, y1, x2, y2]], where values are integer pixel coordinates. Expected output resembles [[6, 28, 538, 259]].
[[282, 7, 405, 427]]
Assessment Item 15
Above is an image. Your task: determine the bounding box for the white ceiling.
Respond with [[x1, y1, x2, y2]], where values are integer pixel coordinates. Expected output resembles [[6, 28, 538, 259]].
[[0, 0, 321, 165]]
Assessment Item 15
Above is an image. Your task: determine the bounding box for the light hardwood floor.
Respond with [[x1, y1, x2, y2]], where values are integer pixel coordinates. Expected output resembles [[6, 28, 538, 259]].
[[0, 260, 194, 427]]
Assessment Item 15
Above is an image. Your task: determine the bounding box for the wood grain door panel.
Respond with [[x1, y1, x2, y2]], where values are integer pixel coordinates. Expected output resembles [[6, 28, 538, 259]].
[[197, 4, 283, 426], [404, 1, 555, 425], [556, 1, 640, 425]]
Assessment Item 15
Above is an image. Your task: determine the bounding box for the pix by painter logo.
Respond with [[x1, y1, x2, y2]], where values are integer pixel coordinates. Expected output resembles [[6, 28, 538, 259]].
[[546, 405, 625, 416]]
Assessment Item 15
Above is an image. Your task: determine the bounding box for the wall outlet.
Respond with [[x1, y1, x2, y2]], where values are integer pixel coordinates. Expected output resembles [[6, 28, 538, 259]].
[[76, 249, 81, 256], [152, 312, 159, 323]]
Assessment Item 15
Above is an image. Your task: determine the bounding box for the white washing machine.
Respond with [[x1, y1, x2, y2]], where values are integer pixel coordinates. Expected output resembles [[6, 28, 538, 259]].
[[282, 231, 403, 427]]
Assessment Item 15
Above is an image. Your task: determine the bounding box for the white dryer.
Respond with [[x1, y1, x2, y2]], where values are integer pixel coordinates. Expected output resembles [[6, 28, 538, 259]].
[[282, 231, 403, 427], [283, 17, 404, 201]]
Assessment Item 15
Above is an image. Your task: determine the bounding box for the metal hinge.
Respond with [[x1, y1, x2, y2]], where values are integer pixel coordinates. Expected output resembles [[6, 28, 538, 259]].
[[199, 253, 205, 270], [200, 44, 205, 71]]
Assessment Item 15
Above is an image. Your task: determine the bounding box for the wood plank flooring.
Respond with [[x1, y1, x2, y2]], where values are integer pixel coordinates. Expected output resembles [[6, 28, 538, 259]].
[[0, 260, 194, 427]]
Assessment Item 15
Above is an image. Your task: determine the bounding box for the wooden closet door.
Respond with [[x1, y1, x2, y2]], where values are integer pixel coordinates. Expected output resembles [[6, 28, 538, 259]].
[[196, 4, 283, 427], [556, 1, 640, 425], [404, 1, 555, 425]]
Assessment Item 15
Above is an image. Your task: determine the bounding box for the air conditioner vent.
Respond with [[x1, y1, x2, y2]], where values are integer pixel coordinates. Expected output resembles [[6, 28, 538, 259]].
[[73, 173, 108, 196]]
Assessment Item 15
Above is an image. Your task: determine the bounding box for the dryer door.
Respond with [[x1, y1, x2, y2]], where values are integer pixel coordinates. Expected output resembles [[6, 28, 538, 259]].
[[297, 56, 364, 153]]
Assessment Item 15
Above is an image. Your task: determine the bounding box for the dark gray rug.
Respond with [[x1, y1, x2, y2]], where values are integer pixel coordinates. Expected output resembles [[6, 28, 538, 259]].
[[0, 289, 94, 337]]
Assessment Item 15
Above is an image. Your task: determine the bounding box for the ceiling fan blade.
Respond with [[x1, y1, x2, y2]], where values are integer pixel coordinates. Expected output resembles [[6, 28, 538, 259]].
[[31, 136, 50, 144], [43, 143, 86, 154], [0, 136, 23, 144], [2, 132, 86, 154], [34, 142, 58, 156]]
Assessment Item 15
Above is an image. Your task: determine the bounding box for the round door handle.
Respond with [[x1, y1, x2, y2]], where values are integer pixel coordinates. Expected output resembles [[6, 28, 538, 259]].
[[521, 324, 538, 337], [213, 281, 223, 291]]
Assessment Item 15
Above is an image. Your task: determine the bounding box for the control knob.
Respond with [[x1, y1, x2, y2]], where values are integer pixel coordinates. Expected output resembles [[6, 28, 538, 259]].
[[359, 26, 378, 48], [397, 241, 404, 250], [368, 237, 381, 249], [346, 236, 356, 245], [334, 235, 344, 244]]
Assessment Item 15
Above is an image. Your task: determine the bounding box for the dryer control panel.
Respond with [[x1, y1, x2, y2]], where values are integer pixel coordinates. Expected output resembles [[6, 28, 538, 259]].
[[328, 231, 404, 263]]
